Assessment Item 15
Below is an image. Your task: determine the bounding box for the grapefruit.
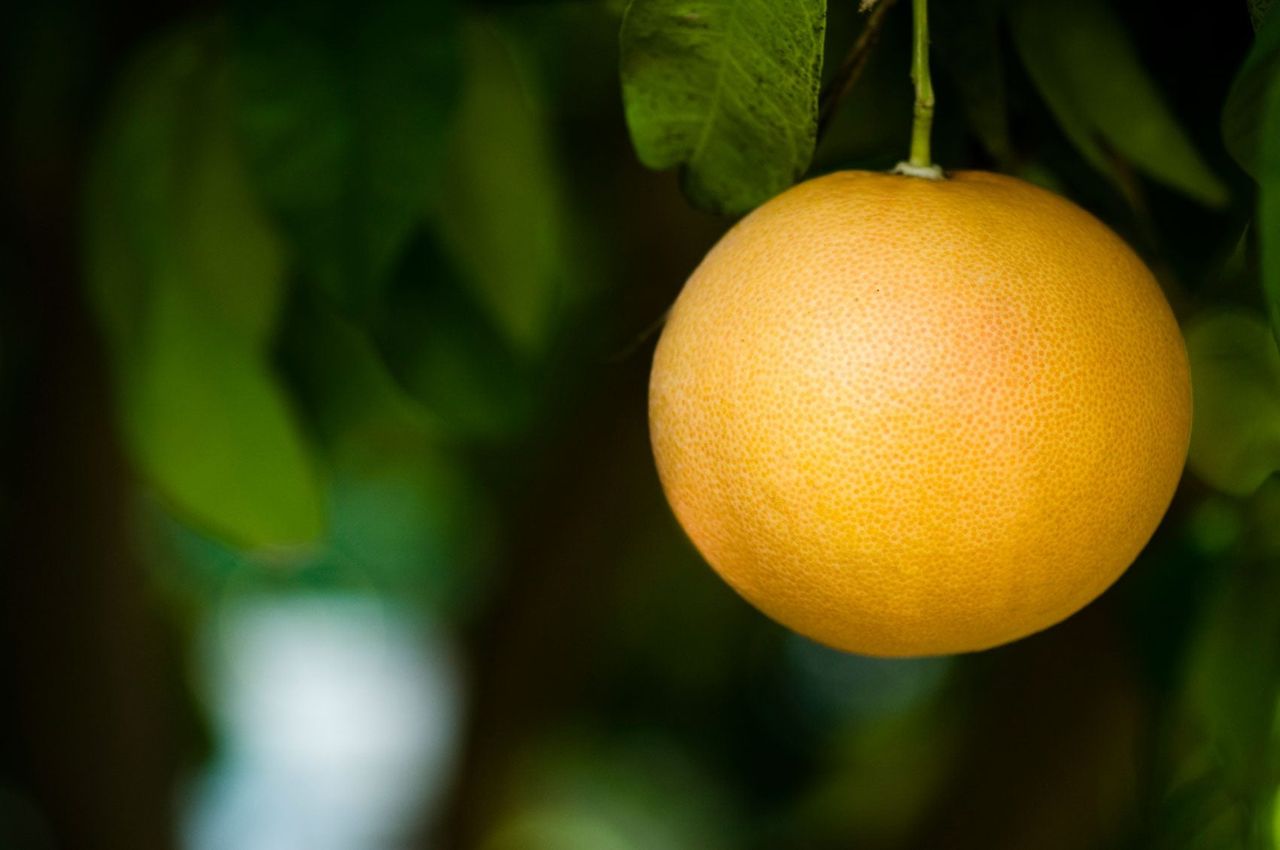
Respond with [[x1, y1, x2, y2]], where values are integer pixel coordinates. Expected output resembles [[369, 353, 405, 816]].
[[649, 170, 1191, 657]]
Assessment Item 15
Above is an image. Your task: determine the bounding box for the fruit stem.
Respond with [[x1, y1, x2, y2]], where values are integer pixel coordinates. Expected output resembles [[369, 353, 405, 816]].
[[894, 0, 943, 180]]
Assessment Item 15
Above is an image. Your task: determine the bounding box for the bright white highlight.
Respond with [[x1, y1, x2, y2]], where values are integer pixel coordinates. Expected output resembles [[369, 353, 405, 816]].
[[184, 595, 464, 850]]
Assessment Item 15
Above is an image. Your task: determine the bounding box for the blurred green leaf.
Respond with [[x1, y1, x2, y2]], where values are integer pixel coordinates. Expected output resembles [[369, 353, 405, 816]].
[[159, 406, 496, 619], [230, 0, 460, 313], [374, 236, 539, 441], [1188, 496, 1246, 558], [433, 19, 569, 353], [1273, 788, 1280, 849], [932, 0, 1010, 163], [326, 443, 492, 615], [1252, 0, 1277, 32], [1224, 4, 1280, 179], [85, 22, 324, 548], [1185, 311, 1280, 496], [1164, 560, 1280, 848], [275, 300, 498, 616], [1008, 0, 1228, 206], [280, 293, 439, 446], [280, 235, 536, 444], [620, 0, 827, 215], [1188, 575, 1280, 782], [159, 435, 494, 617], [483, 736, 737, 850], [128, 288, 324, 547], [1260, 71, 1280, 342], [86, 25, 283, 354], [794, 701, 958, 846], [308, 443, 491, 614], [1248, 477, 1280, 557]]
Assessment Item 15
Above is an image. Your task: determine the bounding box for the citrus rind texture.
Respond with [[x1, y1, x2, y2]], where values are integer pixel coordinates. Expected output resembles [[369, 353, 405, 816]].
[[649, 170, 1192, 657]]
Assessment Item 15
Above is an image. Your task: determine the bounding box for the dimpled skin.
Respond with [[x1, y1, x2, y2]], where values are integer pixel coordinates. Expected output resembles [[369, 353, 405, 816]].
[[649, 170, 1191, 657]]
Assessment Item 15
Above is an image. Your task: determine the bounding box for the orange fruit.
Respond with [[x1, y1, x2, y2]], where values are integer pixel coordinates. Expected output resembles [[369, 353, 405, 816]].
[[649, 170, 1191, 657]]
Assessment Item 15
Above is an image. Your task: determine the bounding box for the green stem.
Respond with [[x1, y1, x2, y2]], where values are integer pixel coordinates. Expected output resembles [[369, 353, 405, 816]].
[[908, 0, 934, 168], [895, 0, 942, 178]]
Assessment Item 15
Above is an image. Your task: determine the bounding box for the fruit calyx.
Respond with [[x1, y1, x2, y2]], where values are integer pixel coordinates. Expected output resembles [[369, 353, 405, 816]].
[[892, 161, 945, 180]]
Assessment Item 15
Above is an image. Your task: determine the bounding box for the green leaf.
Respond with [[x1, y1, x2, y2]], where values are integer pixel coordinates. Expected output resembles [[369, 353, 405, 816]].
[[158, 432, 495, 619], [1251, 0, 1276, 32], [1162, 560, 1280, 846], [1185, 311, 1280, 496], [432, 19, 569, 353], [86, 25, 283, 355], [1184, 569, 1280, 788], [126, 286, 325, 547], [324, 439, 495, 617], [620, 0, 827, 215], [279, 292, 439, 448], [931, 0, 1010, 163], [485, 738, 738, 850], [1008, 0, 1228, 206], [230, 0, 460, 313], [374, 235, 538, 441], [273, 300, 499, 617], [1223, 3, 1280, 179], [1264, 73, 1280, 344], [85, 22, 324, 548]]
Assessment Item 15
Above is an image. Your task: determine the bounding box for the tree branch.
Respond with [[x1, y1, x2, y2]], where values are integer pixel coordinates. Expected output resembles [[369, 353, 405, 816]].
[[818, 0, 902, 138]]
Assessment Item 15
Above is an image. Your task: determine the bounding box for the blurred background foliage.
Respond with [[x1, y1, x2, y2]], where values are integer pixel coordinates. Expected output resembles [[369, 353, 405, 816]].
[[3, 0, 1280, 848]]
